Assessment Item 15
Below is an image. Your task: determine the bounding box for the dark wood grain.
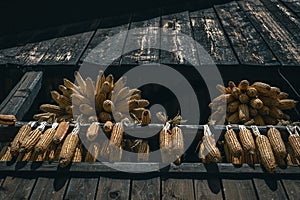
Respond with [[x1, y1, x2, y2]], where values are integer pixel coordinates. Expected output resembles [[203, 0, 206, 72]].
[[280, 0, 300, 17], [131, 178, 160, 200], [281, 179, 300, 200], [64, 177, 98, 200], [30, 177, 68, 200], [222, 179, 257, 200], [96, 177, 130, 200], [190, 8, 238, 65], [253, 177, 288, 199], [194, 177, 223, 200], [162, 178, 194, 200], [0, 71, 43, 120], [0, 176, 36, 199], [215, 1, 278, 66], [0, 46, 26, 66], [239, 0, 300, 66]]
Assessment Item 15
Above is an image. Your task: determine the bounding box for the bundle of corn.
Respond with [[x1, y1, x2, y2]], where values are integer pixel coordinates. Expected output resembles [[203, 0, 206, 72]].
[[0, 114, 17, 126], [286, 126, 300, 161], [157, 112, 186, 164], [199, 125, 222, 163], [209, 80, 298, 125], [34, 70, 151, 124]]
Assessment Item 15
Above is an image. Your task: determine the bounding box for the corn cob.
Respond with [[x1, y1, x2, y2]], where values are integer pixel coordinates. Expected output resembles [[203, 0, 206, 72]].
[[224, 127, 243, 157], [100, 140, 110, 160], [137, 141, 150, 162], [216, 84, 227, 94], [20, 122, 47, 153], [100, 81, 111, 94], [239, 94, 249, 104], [130, 94, 141, 100], [264, 87, 280, 98], [0, 146, 12, 161], [277, 99, 298, 110], [53, 122, 69, 144], [48, 143, 57, 161], [267, 127, 286, 159], [131, 108, 147, 118], [238, 104, 250, 122], [228, 81, 236, 89], [160, 122, 172, 163], [259, 97, 280, 107], [103, 100, 114, 113], [103, 121, 113, 133], [72, 145, 82, 162], [10, 122, 36, 156], [59, 124, 80, 167], [251, 126, 276, 172], [85, 142, 100, 162], [288, 133, 300, 160], [33, 113, 55, 121], [246, 87, 258, 98], [35, 123, 59, 153], [0, 114, 17, 125], [269, 107, 284, 119], [250, 98, 264, 110], [249, 107, 258, 117], [227, 112, 240, 124], [263, 116, 278, 125], [258, 106, 270, 116], [85, 77, 95, 101], [79, 104, 94, 115], [238, 80, 249, 91], [99, 112, 112, 122], [141, 110, 151, 125], [171, 126, 184, 164], [40, 104, 65, 115], [95, 92, 106, 113], [227, 101, 240, 113], [58, 85, 72, 98], [252, 82, 271, 94], [277, 92, 288, 99], [63, 78, 81, 93], [21, 150, 34, 161], [71, 93, 90, 105], [244, 119, 255, 126], [110, 122, 124, 148], [239, 126, 255, 154], [74, 71, 86, 94], [232, 87, 241, 99], [56, 115, 73, 122], [254, 115, 265, 126], [86, 122, 99, 142]]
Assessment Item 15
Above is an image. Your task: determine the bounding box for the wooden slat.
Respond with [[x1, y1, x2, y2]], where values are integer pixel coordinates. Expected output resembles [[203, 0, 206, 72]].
[[280, 0, 300, 17], [0, 176, 36, 199], [0, 71, 43, 120], [96, 177, 130, 200], [215, 1, 278, 66], [194, 177, 223, 199], [222, 179, 257, 200], [131, 178, 160, 200], [121, 16, 160, 65], [0, 46, 27, 66], [30, 177, 68, 199], [190, 8, 238, 65], [281, 179, 300, 200], [162, 178, 194, 199], [253, 177, 288, 199], [160, 11, 199, 66], [239, 0, 300, 66], [64, 177, 98, 199]]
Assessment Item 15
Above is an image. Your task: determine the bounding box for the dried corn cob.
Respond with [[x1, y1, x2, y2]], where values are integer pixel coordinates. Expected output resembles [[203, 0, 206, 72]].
[[141, 110, 151, 125], [85, 142, 100, 162], [250, 98, 264, 110], [249, 107, 258, 117], [103, 100, 114, 113], [254, 115, 265, 126], [277, 92, 288, 99], [40, 104, 65, 115], [160, 122, 172, 163], [227, 112, 240, 124], [53, 122, 69, 144], [239, 125, 255, 154], [287, 127, 300, 160], [263, 116, 278, 125], [216, 84, 227, 94], [10, 122, 36, 156], [59, 124, 80, 167], [227, 101, 240, 113], [0, 114, 16, 125], [72, 145, 82, 162], [86, 122, 99, 142], [110, 122, 124, 148], [171, 126, 184, 164], [224, 127, 243, 157], [74, 71, 86, 94], [239, 94, 249, 104], [246, 87, 258, 98], [259, 97, 279, 107], [278, 99, 298, 110], [267, 127, 286, 159], [232, 87, 241, 99], [238, 80, 249, 91], [99, 112, 112, 122], [251, 126, 276, 172], [103, 121, 113, 133], [258, 106, 270, 116], [20, 122, 47, 153], [0, 146, 12, 161], [238, 104, 250, 122], [35, 123, 59, 153], [252, 82, 271, 94]]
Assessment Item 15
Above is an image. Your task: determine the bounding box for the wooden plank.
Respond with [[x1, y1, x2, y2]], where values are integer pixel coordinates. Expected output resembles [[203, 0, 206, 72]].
[[96, 177, 130, 200], [215, 2, 278, 66], [253, 177, 288, 199], [0, 176, 36, 199], [281, 179, 300, 200], [121, 16, 160, 65], [222, 179, 257, 200], [160, 11, 199, 66], [0, 46, 26, 66], [281, 0, 300, 17], [131, 178, 160, 200], [190, 8, 239, 65], [162, 178, 194, 199], [239, 0, 300, 66], [0, 71, 43, 120], [64, 177, 98, 199], [30, 176, 68, 200], [194, 177, 223, 199]]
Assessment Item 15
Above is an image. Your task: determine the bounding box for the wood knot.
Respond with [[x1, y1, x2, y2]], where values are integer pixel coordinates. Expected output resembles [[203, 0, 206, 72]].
[[109, 190, 120, 199]]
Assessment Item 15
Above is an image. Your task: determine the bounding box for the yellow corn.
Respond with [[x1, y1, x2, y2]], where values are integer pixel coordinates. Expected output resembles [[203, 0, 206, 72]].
[[258, 106, 270, 116], [277, 92, 288, 100], [85, 142, 100, 162], [250, 98, 264, 109], [249, 107, 258, 117], [259, 97, 280, 107], [20, 123, 46, 153], [74, 71, 86, 94], [288, 134, 300, 159], [0, 114, 17, 125], [137, 141, 150, 162], [227, 101, 240, 113], [79, 104, 94, 115], [252, 82, 271, 94], [256, 135, 276, 172], [40, 104, 65, 115], [238, 104, 250, 122], [0, 146, 12, 161], [53, 122, 69, 144], [35, 123, 59, 153], [246, 87, 258, 98], [171, 126, 184, 164], [10, 122, 34, 156], [239, 126, 255, 154], [267, 127, 286, 159], [224, 128, 243, 157], [201, 135, 222, 163], [231, 87, 241, 99], [254, 115, 265, 126], [141, 110, 151, 125], [269, 107, 284, 119], [72, 145, 82, 162], [160, 123, 172, 163], [239, 94, 249, 104], [103, 121, 113, 133], [227, 112, 240, 124], [238, 80, 249, 91], [86, 122, 99, 142], [278, 99, 298, 110], [103, 100, 114, 113]]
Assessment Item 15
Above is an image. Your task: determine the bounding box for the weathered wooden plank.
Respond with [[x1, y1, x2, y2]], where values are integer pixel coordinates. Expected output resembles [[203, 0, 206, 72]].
[[222, 179, 257, 200], [30, 176, 68, 200], [0, 71, 43, 120], [253, 177, 288, 199], [190, 8, 239, 65], [0, 46, 27, 66], [281, 179, 300, 200], [160, 11, 199, 66], [215, 2, 278, 66], [64, 177, 98, 200], [131, 178, 160, 200], [0, 176, 36, 199], [281, 0, 300, 17], [162, 178, 194, 199], [194, 177, 223, 200], [96, 177, 130, 200], [239, 0, 300, 66], [121, 16, 160, 65]]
